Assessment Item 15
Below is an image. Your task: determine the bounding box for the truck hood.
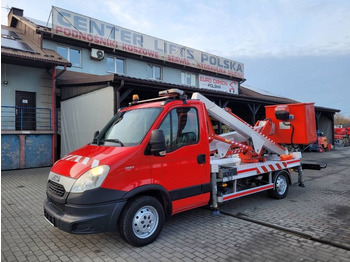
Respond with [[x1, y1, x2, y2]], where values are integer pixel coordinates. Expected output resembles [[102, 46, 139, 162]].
[[50, 144, 138, 179]]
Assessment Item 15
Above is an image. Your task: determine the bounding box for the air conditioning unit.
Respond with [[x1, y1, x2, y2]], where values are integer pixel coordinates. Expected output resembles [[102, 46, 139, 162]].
[[91, 48, 104, 60]]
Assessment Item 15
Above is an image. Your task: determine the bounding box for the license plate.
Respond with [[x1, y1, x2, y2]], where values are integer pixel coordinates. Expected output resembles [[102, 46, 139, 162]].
[[44, 210, 55, 227]]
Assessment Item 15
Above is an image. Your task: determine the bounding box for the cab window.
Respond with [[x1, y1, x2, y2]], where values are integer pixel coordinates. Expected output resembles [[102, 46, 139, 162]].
[[100, 107, 162, 147], [158, 107, 199, 152]]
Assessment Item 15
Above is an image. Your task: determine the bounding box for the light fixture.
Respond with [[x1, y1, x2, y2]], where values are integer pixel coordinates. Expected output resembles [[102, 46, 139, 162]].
[[3, 64, 8, 86]]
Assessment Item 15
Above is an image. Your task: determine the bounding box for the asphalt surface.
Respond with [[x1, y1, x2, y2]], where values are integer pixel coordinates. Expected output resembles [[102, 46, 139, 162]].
[[2, 147, 350, 261]]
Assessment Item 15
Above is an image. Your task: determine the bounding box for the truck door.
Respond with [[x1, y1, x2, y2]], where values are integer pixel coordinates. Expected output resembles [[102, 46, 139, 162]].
[[150, 106, 210, 214]]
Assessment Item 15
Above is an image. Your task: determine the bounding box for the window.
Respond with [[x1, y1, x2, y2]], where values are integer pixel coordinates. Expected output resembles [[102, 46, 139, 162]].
[[181, 72, 196, 86], [147, 64, 162, 80], [107, 57, 124, 74], [57, 46, 81, 67], [158, 107, 199, 152], [101, 107, 162, 147]]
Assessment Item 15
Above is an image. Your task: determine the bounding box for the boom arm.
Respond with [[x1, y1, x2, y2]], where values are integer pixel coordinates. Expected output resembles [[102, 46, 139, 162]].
[[192, 93, 288, 158]]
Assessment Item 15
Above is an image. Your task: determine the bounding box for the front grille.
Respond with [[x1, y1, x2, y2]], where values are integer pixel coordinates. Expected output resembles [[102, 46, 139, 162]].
[[48, 180, 65, 197]]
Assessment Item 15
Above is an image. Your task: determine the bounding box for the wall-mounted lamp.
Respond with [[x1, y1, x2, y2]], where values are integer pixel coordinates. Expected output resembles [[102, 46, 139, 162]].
[[3, 64, 8, 86]]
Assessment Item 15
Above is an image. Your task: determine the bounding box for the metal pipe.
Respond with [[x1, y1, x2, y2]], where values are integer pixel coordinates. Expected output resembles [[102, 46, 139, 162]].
[[51, 66, 56, 163], [47, 65, 66, 163]]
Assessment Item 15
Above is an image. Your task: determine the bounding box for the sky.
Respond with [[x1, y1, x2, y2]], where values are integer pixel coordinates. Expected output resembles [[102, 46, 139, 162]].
[[2, 0, 350, 117]]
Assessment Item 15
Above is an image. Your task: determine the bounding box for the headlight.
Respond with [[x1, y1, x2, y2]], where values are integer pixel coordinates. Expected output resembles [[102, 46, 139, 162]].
[[71, 165, 110, 193]]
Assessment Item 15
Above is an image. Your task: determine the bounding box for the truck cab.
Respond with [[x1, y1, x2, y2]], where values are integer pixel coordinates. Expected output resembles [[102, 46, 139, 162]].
[[44, 89, 211, 246], [45, 88, 322, 246]]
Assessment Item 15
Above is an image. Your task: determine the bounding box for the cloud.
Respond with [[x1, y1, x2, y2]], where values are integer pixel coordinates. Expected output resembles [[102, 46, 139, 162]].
[[1, 0, 349, 116], [242, 54, 350, 115], [3, 0, 349, 59], [194, 0, 350, 58]]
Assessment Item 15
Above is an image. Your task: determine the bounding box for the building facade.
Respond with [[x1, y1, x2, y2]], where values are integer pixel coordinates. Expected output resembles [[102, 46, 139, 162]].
[[1, 6, 339, 169], [1, 8, 71, 170]]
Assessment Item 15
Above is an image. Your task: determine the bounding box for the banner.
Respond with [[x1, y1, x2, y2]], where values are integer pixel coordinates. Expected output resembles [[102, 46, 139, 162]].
[[199, 75, 239, 94], [52, 6, 244, 79]]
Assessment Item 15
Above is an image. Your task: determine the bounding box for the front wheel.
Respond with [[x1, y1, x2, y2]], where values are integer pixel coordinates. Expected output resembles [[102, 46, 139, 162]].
[[118, 196, 165, 247], [269, 170, 289, 199]]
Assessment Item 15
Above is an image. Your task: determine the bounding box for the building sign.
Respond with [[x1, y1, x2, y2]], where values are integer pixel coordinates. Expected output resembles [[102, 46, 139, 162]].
[[52, 6, 244, 79], [199, 75, 239, 94]]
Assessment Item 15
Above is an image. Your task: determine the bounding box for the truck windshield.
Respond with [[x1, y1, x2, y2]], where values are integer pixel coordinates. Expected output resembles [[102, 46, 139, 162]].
[[98, 107, 162, 147]]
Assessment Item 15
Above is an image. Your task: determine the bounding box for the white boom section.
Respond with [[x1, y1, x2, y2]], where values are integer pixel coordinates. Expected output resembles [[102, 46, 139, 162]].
[[191, 92, 288, 156]]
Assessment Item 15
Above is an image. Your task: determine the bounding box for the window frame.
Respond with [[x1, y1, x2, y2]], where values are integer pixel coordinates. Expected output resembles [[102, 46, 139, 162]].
[[158, 107, 199, 152], [147, 64, 163, 80], [107, 56, 125, 74], [181, 71, 197, 87], [57, 45, 82, 67]]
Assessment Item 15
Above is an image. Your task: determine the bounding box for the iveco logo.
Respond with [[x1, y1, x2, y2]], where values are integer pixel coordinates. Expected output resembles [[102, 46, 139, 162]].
[[51, 174, 60, 183]]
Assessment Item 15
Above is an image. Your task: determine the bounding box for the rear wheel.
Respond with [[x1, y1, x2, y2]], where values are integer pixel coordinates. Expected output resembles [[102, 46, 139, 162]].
[[269, 170, 289, 199], [118, 196, 165, 247]]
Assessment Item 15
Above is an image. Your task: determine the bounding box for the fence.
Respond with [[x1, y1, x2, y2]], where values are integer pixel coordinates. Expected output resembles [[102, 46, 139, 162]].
[[1, 106, 52, 131]]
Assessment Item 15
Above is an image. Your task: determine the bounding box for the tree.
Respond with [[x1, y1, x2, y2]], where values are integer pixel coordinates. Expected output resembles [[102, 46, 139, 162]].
[[334, 113, 350, 128]]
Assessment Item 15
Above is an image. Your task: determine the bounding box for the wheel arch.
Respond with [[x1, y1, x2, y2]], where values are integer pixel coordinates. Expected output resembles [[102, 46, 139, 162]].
[[273, 169, 292, 185], [269, 169, 291, 199], [122, 184, 172, 217]]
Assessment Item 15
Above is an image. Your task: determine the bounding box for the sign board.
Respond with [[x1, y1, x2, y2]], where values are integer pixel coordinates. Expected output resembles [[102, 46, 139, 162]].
[[199, 75, 239, 94], [52, 6, 244, 79]]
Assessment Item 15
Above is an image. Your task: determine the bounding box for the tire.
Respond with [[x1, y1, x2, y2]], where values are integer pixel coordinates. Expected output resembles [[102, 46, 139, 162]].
[[118, 196, 165, 247], [269, 170, 289, 199]]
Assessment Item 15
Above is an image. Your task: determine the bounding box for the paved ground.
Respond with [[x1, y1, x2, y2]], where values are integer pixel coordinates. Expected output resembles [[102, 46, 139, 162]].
[[2, 147, 350, 261]]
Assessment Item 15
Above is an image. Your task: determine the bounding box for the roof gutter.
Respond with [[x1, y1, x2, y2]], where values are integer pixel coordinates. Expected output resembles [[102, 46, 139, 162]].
[[51, 66, 57, 163]]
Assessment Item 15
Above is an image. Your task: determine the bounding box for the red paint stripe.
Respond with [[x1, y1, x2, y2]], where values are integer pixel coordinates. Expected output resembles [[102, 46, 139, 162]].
[[287, 160, 300, 165], [238, 168, 257, 174], [268, 164, 275, 171], [261, 166, 269, 173], [223, 184, 274, 201], [276, 163, 282, 169]]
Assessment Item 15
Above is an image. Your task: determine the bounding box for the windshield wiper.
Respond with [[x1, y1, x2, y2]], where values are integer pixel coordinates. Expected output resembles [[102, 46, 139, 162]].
[[103, 138, 124, 146]]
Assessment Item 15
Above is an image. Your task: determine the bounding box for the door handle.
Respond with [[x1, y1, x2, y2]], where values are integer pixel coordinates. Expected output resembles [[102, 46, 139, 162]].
[[197, 154, 206, 164]]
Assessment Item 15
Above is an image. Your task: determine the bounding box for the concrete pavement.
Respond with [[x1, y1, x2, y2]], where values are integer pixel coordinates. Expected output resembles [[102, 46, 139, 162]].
[[2, 147, 350, 261]]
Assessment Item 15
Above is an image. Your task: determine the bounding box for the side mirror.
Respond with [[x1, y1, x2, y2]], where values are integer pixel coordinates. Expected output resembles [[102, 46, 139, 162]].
[[149, 129, 166, 156]]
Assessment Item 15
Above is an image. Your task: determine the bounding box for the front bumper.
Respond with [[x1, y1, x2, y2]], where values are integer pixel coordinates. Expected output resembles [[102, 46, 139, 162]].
[[43, 198, 127, 234]]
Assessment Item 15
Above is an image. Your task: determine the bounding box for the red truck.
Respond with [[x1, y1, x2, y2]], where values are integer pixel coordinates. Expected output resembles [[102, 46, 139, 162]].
[[334, 125, 350, 147], [44, 89, 323, 246]]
